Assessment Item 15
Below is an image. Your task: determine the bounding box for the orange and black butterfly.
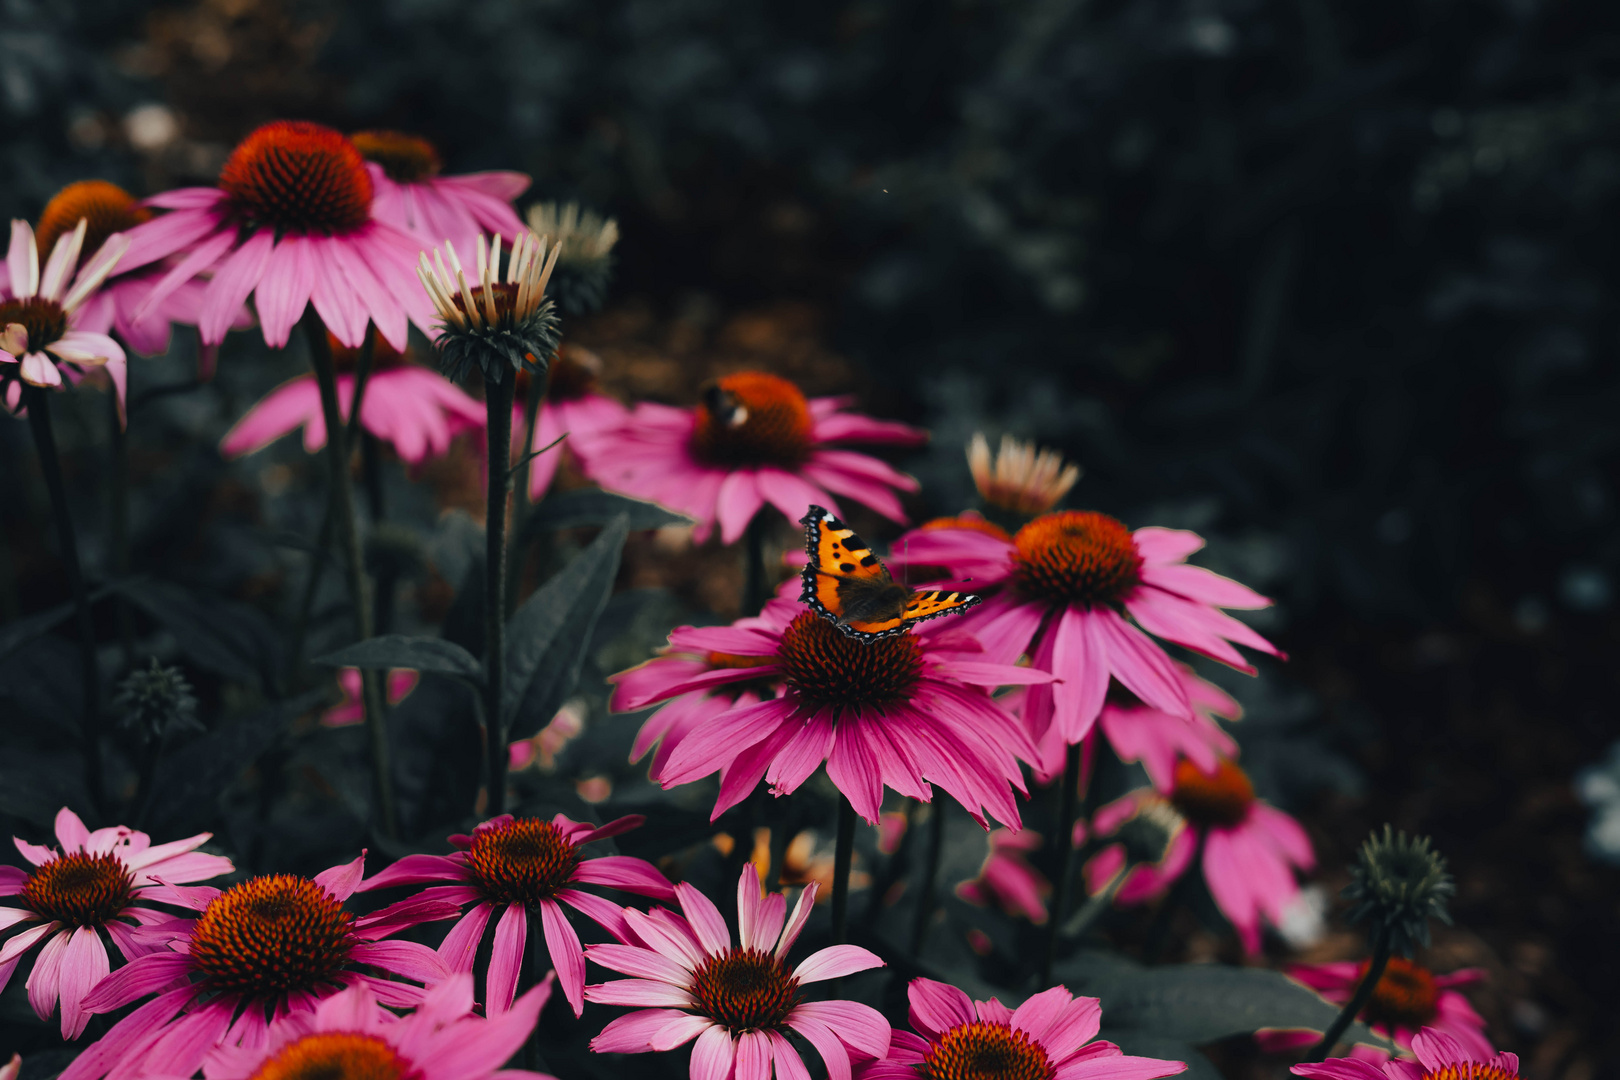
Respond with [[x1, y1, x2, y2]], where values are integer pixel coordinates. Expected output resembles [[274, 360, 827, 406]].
[[798, 505, 980, 642]]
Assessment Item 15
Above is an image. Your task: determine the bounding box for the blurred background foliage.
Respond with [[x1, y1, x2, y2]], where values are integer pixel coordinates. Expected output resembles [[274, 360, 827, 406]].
[[1, 0, 1619, 1076]]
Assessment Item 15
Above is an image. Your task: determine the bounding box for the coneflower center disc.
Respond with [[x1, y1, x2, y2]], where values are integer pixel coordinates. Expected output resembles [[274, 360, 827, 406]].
[[1419, 1067, 1519, 1080], [690, 372, 814, 469], [36, 180, 151, 259], [20, 853, 134, 928], [465, 818, 581, 905], [449, 282, 522, 327], [350, 129, 442, 183], [1169, 759, 1255, 828], [246, 1031, 411, 1080], [1360, 956, 1441, 1030], [0, 297, 68, 351], [777, 612, 922, 708], [921, 1021, 1055, 1080], [690, 948, 799, 1032], [189, 876, 355, 996], [219, 121, 373, 235], [1010, 511, 1142, 608]]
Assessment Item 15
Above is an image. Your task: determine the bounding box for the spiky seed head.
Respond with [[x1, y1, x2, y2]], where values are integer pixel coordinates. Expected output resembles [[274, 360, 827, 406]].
[[1343, 824, 1455, 956], [115, 658, 201, 743]]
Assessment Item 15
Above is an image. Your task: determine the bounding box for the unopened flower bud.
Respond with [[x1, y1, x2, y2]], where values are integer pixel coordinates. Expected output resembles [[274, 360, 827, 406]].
[[968, 433, 1082, 521], [525, 201, 619, 317], [418, 230, 562, 385], [1343, 824, 1455, 956], [115, 659, 201, 744], [1112, 798, 1185, 866]]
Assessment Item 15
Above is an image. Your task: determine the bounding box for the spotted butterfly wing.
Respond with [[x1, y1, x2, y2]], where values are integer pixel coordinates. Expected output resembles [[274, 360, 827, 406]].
[[798, 505, 980, 641]]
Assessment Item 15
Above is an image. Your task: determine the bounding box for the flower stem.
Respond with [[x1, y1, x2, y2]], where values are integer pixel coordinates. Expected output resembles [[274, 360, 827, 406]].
[[25, 387, 104, 812], [831, 796, 857, 944], [108, 389, 135, 668], [1042, 739, 1085, 984], [1061, 863, 1127, 939], [1306, 927, 1391, 1061], [741, 513, 769, 617], [507, 364, 549, 618], [910, 800, 945, 956], [304, 315, 397, 839], [765, 795, 792, 893], [484, 369, 518, 818]]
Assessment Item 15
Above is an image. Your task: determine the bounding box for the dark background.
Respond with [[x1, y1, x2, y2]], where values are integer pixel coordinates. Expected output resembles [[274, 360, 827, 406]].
[[1, 0, 1618, 1076]]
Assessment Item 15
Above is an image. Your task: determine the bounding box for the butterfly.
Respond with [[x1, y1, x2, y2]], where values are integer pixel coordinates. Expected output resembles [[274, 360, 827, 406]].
[[798, 505, 981, 642]]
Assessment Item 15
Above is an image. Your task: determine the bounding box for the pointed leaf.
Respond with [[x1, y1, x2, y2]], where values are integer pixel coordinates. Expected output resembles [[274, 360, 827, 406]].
[[314, 635, 484, 687], [521, 489, 687, 539]]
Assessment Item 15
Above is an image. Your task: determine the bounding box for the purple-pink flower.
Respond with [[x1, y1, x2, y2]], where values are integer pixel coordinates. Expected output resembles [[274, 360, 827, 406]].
[[515, 346, 629, 498], [611, 599, 794, 779], [321, 667, 420, 727], [221, 334, 483, 466], [894, 514, 1281, 749], [1085, 757, 1314, 954], [354, 129, 530, 256], [1292, 1026, 1519, 1080], [358, 812, 674, 1018], [1259, 958, 1491, 1062], [0, 218, 129, 416], [63, 854, 459, 1080], [955, 828, 1052, 924], [574, 371, 926, 544], [116, 120, 433, 352], [586, 863, 889, 1080], [626, 600, 1050, 829], [857, 977, 1186, 1080], [198, 974, 555, 1080], [0, 808, 233, 1038]]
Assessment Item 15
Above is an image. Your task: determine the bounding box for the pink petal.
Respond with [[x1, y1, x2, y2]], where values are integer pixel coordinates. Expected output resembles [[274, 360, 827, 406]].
[[198, 228, 273, 344], [254, 234, 315, 347], [775, 881, 817, 959], [25, 926, 69, 1024], [348, 939, 449, 983], [585, 943, 691, 985], [735, 1029, 772, 1080], [313, 852, 367, 901], [538, 898, 587, 1017], [55, 926, 110, 1038], [486, 902, 527, 1015], [659, 698, 794, 786], [691, 1023, 738, 1080], [437, 904, 495, 973], [787, 1015, 852, 1080], [591, 1008, 701, 1053], [715, 471, 767, 545], [675, 882, 732, 956], [907, 978, 976, 1038], [792, 944, 884, 985], [81, 950, 191, 1012], [571, 856, 675, 899], [1138, 561, 1271, 610], [585, 977, 698, 1008], [792, 1000, 889, 1058], [1093, 608, 1191, 717], [1131, 527, 1204, 564], [54, 807, 90, 850], [770, 1030, 815, 1080]]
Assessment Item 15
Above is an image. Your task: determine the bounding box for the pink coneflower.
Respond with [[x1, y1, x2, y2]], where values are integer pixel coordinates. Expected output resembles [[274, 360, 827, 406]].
[[893, 515, 1280, 746], [116, 120, 434, 352], [321, 667, 420, 727], [1018, 665, 1241, 786], [638, 606, 1050, 829], [1292, 1026, 1520, 1080], [31, 181, 249, 364], [1259, 958, 1491, 1062], [0, 218, 128, 416], [1085, 757, 1314, 954], [64, 854, 460, 1080], [586, 863, 889, 1080], [955, 828, 1052, 924], [357, 812, 674, 1018], [0, 808, 232, 1039], [574, 372, 926, 544], [857, 977, 1186, 1080], [611, 599, 795, 779], [221, 333, 483, 466], [198, 974, 556, 1080], [514, 346, 629, 498], [353, 130, 529, 256]]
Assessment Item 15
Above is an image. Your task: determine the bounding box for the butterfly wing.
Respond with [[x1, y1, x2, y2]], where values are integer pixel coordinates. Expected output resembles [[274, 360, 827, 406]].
[[899, 590, 981, 625], [800, 506, 890, 619]]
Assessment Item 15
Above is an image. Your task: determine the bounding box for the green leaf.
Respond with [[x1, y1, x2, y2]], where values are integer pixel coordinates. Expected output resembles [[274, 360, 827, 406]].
[[0, 586, 114, 665], [1060, 953, 1394, 1051], [314, 635, 484, 687], [503, 515, 628, 739], [114, 578, 279, 688], [521, 488, 686, 539]]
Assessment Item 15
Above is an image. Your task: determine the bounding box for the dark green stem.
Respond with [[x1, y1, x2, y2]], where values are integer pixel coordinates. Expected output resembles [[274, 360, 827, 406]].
[[26, 387, 104, 812], [1306, 928, 1391, 1061], [109, 389, 134, 667], [910, 800, 946, 955], [741, 513, 769, 617], [304, 314, 397, 839], [484, 370, 517, 817], [765, 796, 792, 893], [831, 796, 857, 944], [507, 366, 548, 618], [131, 733, 166, 830], [1042, 740, 1085, 984], [1061, 862, 1129, 939]]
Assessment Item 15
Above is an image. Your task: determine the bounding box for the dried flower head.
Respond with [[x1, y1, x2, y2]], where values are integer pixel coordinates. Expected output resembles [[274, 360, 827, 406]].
[[969, 432, 1082, 517], [1110, 795, 1187, 867], [1343, 825, 1455, 956], [115, 658, 202, 743], [525, 201, 619, 316], [418, 230, 562, 384]]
